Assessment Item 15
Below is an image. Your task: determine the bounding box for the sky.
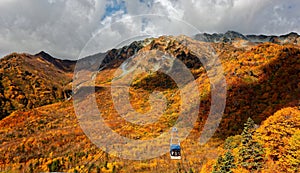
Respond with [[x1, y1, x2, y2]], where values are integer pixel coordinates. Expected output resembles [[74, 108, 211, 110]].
[[0, 0, 299, 60]]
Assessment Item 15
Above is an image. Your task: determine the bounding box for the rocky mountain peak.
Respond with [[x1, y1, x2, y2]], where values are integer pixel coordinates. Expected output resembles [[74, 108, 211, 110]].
[[35, 51, 76, 72], [194, 31, 300, 45]]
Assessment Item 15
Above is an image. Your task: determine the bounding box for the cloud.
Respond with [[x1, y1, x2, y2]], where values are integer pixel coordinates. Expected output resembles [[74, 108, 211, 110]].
[[0, 0, 299, 59], [0, 0, 106, 59], [127, 0, 300, 35]]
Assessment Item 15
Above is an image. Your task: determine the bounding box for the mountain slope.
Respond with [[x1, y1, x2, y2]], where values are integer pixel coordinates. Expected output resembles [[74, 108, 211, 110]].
[[0, 52, 75, 119]]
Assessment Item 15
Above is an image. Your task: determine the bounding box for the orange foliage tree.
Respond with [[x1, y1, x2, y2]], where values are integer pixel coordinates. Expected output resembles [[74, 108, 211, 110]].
[[255, 107, 300, 172]]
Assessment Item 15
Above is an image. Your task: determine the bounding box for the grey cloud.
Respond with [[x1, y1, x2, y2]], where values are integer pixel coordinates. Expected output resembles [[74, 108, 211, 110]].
[[0, 0, 299, 60], [0, 0, 106, 59]]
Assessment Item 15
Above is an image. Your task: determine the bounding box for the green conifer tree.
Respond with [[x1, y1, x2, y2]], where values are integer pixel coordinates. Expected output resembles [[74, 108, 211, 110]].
[[212, 151, 236, 173], [238, 117, 264, 171]]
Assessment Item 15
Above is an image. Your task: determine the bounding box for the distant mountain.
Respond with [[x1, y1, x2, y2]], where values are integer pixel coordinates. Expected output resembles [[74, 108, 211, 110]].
[[35, 51, 76, 72], [194, 31, 300, 44]]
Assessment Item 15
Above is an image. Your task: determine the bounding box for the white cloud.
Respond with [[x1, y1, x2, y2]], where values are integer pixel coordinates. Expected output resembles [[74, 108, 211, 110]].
[[0, 0, 299, 59], [153, 0, 184, 19]]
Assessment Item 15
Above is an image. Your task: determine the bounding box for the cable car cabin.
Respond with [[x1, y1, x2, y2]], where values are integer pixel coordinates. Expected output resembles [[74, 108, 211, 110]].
[[170, 144, 181, 160]]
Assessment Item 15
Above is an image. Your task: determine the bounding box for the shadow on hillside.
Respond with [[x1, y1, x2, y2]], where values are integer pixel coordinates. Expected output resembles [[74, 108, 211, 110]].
[[200, 47, 300, 138], [74, 86, 105, 99]]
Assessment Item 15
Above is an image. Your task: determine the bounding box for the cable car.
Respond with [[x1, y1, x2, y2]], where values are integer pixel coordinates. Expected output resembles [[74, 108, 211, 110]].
[[170, 127, 181, 159]]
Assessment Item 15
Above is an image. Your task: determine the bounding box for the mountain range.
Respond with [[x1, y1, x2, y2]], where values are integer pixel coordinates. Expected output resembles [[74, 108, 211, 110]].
[[195, 31, 300, 44], [0, 31, 299, 173]]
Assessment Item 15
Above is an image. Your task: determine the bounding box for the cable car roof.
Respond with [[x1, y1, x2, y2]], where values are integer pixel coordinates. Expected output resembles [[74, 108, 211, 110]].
[[170, 144, 181, 150]]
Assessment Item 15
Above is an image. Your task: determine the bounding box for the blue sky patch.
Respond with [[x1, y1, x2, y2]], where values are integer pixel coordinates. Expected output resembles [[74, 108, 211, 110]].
[[101, 0, 127, 21]]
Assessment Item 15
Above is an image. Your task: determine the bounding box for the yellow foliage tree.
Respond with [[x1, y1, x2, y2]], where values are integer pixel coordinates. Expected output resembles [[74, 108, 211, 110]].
[[255, 107, 300, 172]]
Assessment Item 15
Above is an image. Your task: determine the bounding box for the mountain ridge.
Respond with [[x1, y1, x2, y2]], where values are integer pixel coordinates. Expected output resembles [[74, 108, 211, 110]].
[[194, 31, 300, 44], [3, 31, 298, 62], [35, 51, 76, 72]]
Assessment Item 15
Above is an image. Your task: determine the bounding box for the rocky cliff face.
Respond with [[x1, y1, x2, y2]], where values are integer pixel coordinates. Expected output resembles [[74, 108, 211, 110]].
[[77, 31, 300, 73]]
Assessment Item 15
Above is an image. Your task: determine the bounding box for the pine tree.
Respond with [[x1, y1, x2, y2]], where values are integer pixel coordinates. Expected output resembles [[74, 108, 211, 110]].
[[212, 151, 236, 173], [238, 117, 264, 171]]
